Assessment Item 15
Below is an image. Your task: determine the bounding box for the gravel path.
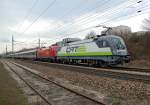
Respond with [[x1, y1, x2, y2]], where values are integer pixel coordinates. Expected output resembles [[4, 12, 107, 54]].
[[13, 60, 150, 105]]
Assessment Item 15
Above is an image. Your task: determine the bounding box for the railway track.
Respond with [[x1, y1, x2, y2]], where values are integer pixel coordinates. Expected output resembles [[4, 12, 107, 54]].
[[4, 61, 106, 105], [5, 62, 52, 105], [16, 60, 150, 83], [16, 59, 150, 73], [109, 66, 150, 73]]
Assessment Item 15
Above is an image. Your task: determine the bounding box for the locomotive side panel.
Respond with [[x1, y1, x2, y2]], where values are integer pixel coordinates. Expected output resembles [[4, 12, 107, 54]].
[[49, 46, 59, 58], [37, 45, 58, 61], [37, 48, 50, 59], [57, 41, 112, 57]]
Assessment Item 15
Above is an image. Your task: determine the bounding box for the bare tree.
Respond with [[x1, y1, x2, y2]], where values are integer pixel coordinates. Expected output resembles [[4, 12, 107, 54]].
[[142, 16, 150, 31], [85, 31, 96, 39]]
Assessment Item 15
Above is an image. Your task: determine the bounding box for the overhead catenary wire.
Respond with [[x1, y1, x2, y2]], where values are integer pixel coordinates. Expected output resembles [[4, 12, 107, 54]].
[[19, 0, 141, 38], [8, 0, 149, 51], [59, 0, 147, 34], [42, 0, 90, 32], [21, 0, 57, 35], [54, 0, 144, 36], [45, 0, 112, 30], [11, 6, 149, 51], [43, 5, 148, 45], [18, 0, 39, 33], [54, 0, 138, 33], [69, 0, 112, 22], [57, 0, 149, 37], [53, 6, 150, 40], [75, 0, 150, 28], [56, 0, 90, 20], [13, 0, 137, 45], [104, 4, 150, 24]]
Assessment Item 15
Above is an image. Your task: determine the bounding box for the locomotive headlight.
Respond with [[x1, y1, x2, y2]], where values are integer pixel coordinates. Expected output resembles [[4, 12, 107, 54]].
[[117, 50, 127, 55]]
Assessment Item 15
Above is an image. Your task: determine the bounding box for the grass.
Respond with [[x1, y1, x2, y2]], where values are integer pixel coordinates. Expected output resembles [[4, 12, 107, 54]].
[[0, 61, 27, 105]]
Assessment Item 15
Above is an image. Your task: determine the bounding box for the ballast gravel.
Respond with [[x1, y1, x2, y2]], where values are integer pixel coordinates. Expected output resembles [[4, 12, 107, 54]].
[[13, 60, 150, 105]]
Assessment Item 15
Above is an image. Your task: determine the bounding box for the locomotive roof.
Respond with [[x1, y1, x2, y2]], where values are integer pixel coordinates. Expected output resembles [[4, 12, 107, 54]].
[[67, 35, 122, 46], [99, 35, 122, 39]]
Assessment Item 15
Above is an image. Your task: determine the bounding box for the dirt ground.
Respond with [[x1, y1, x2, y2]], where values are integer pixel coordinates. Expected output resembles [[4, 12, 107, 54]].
[[0, 60, 27, 105], [125, 60, 150, 68], [13, 59, 150, 105]]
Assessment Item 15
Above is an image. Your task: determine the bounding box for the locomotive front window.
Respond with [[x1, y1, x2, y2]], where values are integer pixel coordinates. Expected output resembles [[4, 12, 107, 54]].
[[112, 38, 125, 50]]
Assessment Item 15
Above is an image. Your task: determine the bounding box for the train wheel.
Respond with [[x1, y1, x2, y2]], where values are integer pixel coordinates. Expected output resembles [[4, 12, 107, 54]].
[[101, 62, 107, 67]]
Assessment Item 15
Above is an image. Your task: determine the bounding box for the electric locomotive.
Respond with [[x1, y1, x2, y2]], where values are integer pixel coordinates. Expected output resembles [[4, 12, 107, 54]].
[[57, 35, 130, 66]]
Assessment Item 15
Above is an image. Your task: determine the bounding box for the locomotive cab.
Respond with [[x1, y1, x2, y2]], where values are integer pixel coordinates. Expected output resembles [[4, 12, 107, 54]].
[[109, 36, 127, 55], [95, 35, 130, 64], [107, 35, 130, 63]]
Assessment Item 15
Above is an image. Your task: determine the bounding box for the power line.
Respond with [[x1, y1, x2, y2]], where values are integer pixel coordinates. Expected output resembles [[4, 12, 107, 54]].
[[11, 6, 149, 51], [18, 0, 39, 33], [54, 0, 135, 33], [46, 0, 111, 30], [57, 0, 147, 35], [21, 0, 57, 34], [61, 0, 115, 27], [17, 0, 140, 39], [42, 0, 108, 34], [9, 0, 150, 51], [71, 0, 145, 30], [70, 0, 112, 21], [104, 3, 150, 24], [41, 0, 89, 33], [13, 0, 136, 45], [88, 0, 149, 24], [57, 0, 88, 20], [55, 7, 150, 39], [77, 0, 147, 26], [60, 0, 117, 28], [63, 26, 95, 36]]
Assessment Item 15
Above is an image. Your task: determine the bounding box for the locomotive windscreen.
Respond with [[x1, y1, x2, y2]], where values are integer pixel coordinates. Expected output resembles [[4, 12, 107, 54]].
[[112, 38, 125, 50]]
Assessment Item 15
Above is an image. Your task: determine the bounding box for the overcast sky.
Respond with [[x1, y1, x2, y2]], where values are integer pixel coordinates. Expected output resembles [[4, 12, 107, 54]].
[[0, 0, 150, 54]]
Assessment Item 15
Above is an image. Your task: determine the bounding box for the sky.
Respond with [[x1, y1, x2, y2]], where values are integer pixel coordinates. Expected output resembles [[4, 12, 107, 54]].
[[0, 0, 150, 54]]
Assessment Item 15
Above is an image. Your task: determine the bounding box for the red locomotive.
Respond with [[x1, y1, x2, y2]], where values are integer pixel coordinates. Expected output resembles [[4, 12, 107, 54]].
[[37, 44, 58, 62]]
